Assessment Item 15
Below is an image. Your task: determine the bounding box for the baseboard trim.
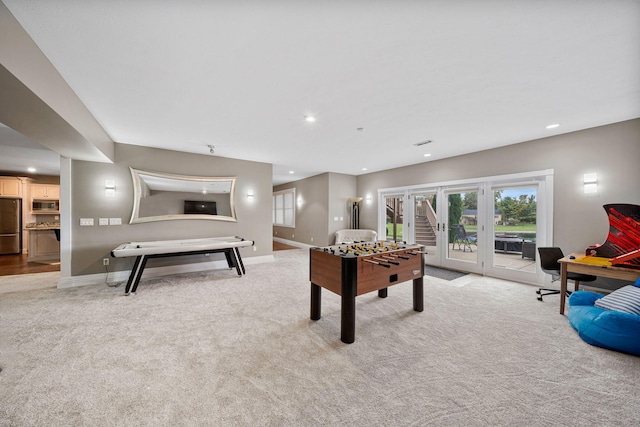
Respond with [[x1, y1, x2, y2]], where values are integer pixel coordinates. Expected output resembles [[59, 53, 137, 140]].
[[57, 254, 275, 289]]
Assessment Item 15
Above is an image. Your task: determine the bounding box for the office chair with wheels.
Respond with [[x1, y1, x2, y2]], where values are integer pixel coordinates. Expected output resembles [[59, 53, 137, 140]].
[[536, 247, 597, 301]]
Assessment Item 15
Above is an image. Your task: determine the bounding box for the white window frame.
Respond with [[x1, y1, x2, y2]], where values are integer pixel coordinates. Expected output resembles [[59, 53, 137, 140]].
[[273, 188, 296, 227]]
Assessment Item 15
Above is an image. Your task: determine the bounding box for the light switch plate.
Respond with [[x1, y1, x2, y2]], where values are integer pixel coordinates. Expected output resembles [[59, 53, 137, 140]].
[[99, 218, 109, 226], [80, 218, 94, 226], [109, 218, 122, 225]]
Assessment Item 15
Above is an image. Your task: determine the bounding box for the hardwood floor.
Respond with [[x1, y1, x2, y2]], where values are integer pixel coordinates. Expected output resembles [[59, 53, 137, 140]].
[[273, 241, 299, 251], [0, 254, 60, 276], [0, 243, 294, 276]]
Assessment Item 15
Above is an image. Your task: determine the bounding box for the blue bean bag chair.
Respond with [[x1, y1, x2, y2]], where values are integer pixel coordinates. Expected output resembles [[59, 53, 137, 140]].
[[567, 279, 640, 356]]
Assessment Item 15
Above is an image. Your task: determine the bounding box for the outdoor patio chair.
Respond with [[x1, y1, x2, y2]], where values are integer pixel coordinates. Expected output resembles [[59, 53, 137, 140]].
[[451, 224, 476, 252]]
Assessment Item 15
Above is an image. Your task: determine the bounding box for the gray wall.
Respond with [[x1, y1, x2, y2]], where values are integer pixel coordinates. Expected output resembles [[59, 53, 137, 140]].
[[357, 119, 640, 253], [69, 143, 272, 276], [328, 173, 358, 242], [274, 172, 356, 246]]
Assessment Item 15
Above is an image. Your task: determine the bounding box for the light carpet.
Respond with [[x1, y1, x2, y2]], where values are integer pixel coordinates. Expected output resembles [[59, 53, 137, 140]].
[[0, 249, 638, 426]]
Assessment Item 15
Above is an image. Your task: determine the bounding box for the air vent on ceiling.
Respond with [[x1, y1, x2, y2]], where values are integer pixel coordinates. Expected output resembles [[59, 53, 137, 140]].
[[413, 140, 432, 147]]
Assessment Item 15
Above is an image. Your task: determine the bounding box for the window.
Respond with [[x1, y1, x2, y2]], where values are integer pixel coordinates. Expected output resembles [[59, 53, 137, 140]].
[[273, 188, 295, 227]]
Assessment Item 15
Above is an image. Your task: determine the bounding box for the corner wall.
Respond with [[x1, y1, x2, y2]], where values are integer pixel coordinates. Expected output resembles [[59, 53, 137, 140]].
[[274, 172, 356, 246]]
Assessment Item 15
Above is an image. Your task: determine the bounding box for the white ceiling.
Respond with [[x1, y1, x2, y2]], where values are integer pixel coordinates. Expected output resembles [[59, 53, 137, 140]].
[[2, 1, 639, 184]]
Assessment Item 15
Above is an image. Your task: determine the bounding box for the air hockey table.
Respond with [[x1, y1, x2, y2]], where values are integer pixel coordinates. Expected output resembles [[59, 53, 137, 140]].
[[111, 236, 254, 295]]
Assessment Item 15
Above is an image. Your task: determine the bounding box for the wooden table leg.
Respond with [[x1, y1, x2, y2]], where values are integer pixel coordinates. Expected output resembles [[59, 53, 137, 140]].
[[310, 283, 321, 320], [413, 277, 424, 312], [341, 285, 356, 344], [560, 263, 568, 315]]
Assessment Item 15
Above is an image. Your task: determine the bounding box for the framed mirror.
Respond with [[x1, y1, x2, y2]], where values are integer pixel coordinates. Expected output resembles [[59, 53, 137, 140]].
[[129, 168, 237, 223]]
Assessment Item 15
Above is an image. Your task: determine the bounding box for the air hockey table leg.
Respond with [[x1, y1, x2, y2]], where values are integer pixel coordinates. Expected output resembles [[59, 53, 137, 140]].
[[233, 248, 246, 275], [125, 255, 148, 295]]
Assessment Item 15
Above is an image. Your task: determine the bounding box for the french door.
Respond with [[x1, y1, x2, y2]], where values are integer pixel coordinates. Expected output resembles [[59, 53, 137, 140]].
[[380, 170, 553, 284], [384, 194, 404, 241]]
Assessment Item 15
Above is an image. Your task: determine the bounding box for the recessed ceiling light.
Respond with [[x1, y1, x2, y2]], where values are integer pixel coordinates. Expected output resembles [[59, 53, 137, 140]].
[[423, 154, 431, 157], [362, 168, 368, 171], [27, 167, 36, 172], [546, 123, 560, 129], [304, 115, 316, 123], [289, 170, 295, 174]]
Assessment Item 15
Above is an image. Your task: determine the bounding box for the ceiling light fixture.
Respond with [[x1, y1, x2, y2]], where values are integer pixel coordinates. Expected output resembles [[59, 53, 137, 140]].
[[304, 115, 316, 123], [289, 170, 295, 174], [546, 123, 560, 129], [27, 167, 36, 173], [424, 153, 432, 157], [362, 168, 368, 171], [413, 140, 432, 147]]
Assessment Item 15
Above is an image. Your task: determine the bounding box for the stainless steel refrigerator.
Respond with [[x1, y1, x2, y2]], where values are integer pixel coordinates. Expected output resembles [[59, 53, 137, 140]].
[[0, 198, 21, 255]]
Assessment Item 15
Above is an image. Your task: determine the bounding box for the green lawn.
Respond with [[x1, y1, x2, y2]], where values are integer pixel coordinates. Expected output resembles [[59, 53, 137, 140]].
[[465, 223, 536, 233], [386, 223, 403, 239]]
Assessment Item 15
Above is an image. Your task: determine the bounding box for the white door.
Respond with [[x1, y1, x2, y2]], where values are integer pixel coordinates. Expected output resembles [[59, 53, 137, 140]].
[[440, 187, 483, 274], [412, 191, 439, 265], [483, 182, 548, 284]]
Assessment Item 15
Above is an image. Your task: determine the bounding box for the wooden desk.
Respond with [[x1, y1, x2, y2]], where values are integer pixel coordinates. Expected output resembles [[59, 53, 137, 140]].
[[558, 253, 640, 314]]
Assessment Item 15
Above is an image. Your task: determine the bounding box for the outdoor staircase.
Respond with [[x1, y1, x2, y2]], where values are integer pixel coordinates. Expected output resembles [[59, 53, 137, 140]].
[[415, 215, 436, 246]]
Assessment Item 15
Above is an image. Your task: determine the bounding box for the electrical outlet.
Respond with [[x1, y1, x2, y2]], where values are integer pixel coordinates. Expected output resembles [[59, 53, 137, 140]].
[[253, 246, 257, 251], [103, 258, 109, 266]]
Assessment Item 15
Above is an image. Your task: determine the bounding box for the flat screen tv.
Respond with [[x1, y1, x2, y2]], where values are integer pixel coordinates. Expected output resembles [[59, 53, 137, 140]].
[[184, 200, 217, 215]]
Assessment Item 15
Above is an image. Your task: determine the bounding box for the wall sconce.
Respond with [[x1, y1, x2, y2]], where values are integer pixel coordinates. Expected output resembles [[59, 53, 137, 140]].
[[365, 194, 372, 203], [247, 189, 254, 198], [297, 196, 303, 206], [583, 173, 598, 194], [105, 180, 116, 197]]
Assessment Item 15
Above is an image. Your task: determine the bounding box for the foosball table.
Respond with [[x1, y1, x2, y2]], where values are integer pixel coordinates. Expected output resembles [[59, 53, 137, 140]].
[[309, 241, 426, 343]]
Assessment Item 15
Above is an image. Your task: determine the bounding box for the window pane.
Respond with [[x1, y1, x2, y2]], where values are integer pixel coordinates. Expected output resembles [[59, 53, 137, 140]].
[[492, 186, 537, 273], [273, 189, 295, 227], [284, 192, 293, 208]]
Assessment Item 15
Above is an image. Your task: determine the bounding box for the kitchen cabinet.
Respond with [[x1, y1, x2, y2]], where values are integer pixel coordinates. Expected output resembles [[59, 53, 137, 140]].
[[0, 178, 22, 197], [31, 184, 59, 199], [27, 228, 60, 262]]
